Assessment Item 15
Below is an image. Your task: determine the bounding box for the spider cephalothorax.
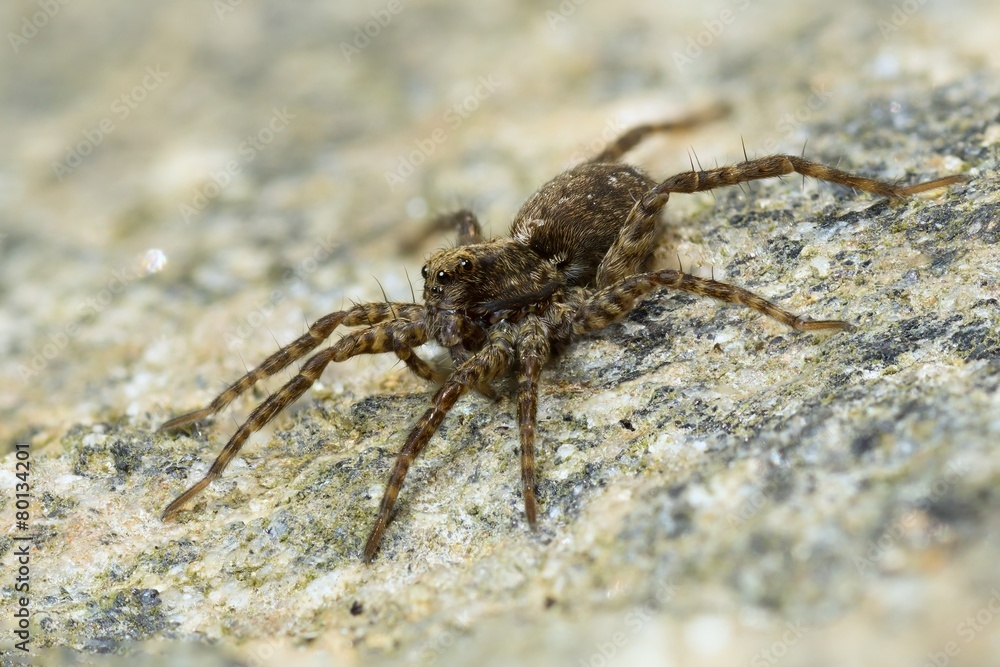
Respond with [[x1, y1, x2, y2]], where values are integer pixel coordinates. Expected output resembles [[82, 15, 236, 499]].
[[158, 108, 964, 560]]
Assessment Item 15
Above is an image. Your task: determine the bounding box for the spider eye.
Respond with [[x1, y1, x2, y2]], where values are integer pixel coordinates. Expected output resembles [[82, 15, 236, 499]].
[[421, 265, 428, 279], [436, 269, 450, 284], [458, 259, 472, 272]]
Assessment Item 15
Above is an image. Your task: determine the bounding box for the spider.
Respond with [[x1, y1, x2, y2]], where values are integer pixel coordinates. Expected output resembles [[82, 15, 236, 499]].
[[158, 107, 964, 560]]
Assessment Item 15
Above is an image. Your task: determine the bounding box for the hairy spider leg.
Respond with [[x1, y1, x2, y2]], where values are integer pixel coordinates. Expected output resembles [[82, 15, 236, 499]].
[[402, 209, 486, 254], [394, 342, 447, 383], [161, 317, 429, 520], [594, 153, 966, 288], [573, 270, 853, 336], [159, 302, 424, 431], [595, 198, 659, 287], [588, 103, 730, 164], [641, 154, 966, 209], [514, 315, 552, 528], [443, 209, 486, 245], [363, 321, 516, 561]]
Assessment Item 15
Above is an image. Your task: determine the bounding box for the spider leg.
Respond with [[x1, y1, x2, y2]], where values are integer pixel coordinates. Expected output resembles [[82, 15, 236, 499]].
[[574, 269, 853, 337], [588, 103, 730, 164], [641, 154, 966, 209], [401, 209, 485, 253], [594, 199, 658, 287], [515, 315, 551, 528], [363, 321, 516, 561], [159, 302, 422, 431], [161, 318, 429, 520], [394, 344, 447, 384], [445, 209, 486, 245]]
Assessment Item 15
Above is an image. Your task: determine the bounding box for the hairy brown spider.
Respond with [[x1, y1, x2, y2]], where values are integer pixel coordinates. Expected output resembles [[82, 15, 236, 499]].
[[158, 108, 965, 560]]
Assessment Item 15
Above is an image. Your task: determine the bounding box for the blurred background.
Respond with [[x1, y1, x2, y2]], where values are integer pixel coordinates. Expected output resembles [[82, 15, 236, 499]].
[[1, 0, 998, 665]]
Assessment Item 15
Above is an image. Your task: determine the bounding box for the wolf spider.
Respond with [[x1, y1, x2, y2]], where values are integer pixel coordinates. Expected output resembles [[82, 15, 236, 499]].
[[158, 106, 964, 560]]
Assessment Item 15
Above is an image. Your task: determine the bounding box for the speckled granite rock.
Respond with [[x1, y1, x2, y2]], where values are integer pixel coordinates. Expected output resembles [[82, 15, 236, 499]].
[[1, 1, 999, 666]]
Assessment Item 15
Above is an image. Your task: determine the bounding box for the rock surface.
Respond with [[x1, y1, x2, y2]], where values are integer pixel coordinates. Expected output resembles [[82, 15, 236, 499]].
[[1, 1, 998, 665]]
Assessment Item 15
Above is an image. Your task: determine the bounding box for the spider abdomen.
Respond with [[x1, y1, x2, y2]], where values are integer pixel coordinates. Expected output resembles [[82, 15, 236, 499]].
[[511, 162, 656, 287]]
